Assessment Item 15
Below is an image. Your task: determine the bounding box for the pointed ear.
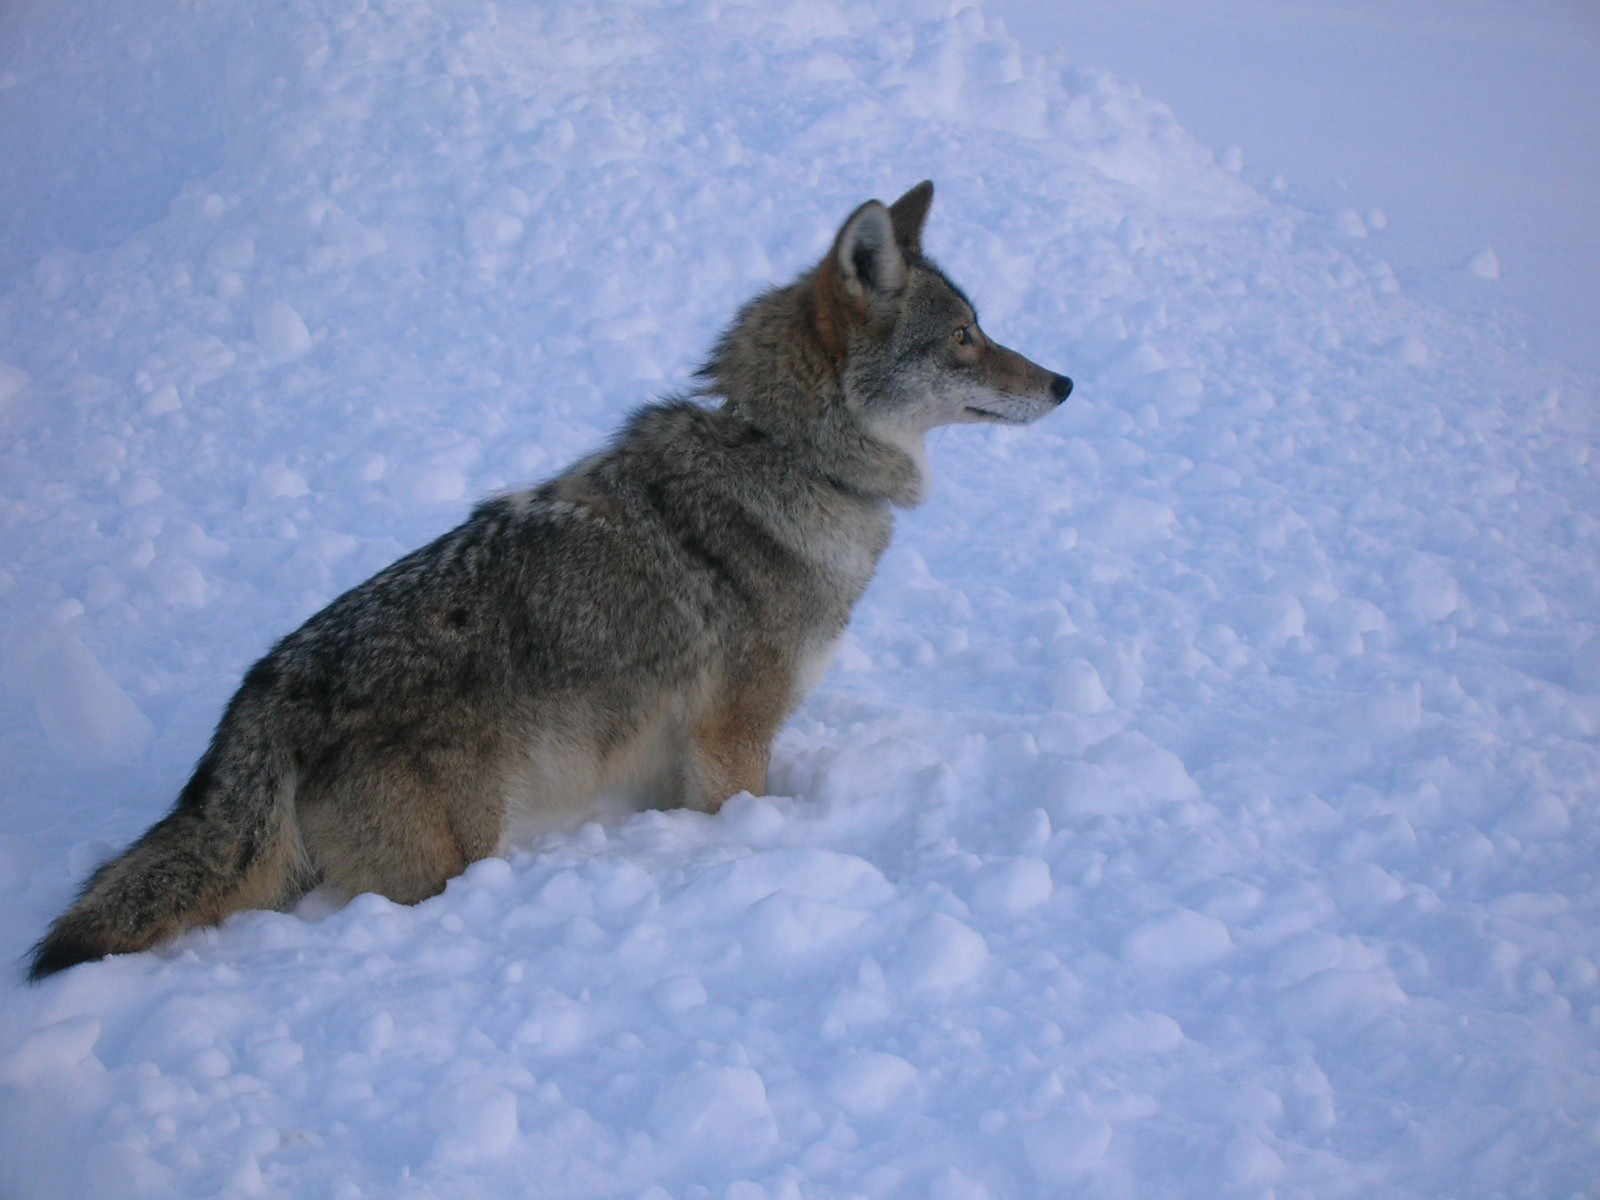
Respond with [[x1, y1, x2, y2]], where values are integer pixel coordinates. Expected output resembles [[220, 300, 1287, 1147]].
[[888, 180, 934, 257], [834, 200, 906, 311]]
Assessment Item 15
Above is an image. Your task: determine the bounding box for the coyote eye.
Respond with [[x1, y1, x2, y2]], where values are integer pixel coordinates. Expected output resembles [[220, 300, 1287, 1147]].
[[953, 325, 974, 346]]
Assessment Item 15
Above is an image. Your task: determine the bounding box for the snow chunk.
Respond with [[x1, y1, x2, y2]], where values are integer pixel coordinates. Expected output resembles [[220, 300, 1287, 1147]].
[[1049, 658, 1112, 714], [1214, 1083, 1286, 1125], [1133, 367, 1205, 422], [1265, 931, 1376, 985], [251, 1037, 304, 1075], [512, 991, 589, 1054], [407, 464, 468, 505], [1322, 596, 1388, 654], [0, 1017, 101, 1086], [118, 475, 164, 506], [1332, 683, 1422, 743], [9, 634, 153, 761], [1486, 892, 1568, 921], [354, 451, 387, 482], [718, 792, 788, 841], [1567, 636, 1600, 693], [652, 975, 707, 1015], [33, 249, 80, 299], [1334, 209, 1367, 238], [249, 462, 310, 503], [0, 360, 30, 408], [1080, 495, 1176, 549], [1278, 968, 1407, 1028], [146, 553, 207, 608], [1047, 732, 1200, 819], [1239, 593, 1306, 648], [1225, 1135, 1285, 1187], [891, 913, 989, 994], [684, 848, 894, 913], [649, 1065, 777, 1166], [430, 1075, 520, 1163], [1024, 1114, 1112, 1182], [1394, 554, 1459, 621], [310, 211, 388, 270], [466, 207, 526, 251], [931, 1167, 991, 1200], [1087, 1011, 1185, 1056], [968, 856, 1053, 914], [0, 833, 38, 894], [827, 1051, 919, 1115], [1332, 862, 1405, 917], [1497, 793, 1571, 840], [143, 383, 181, 416], [1390, 334, 1430, 367], [187, 1046, 232, 1080], [1121, 908, 1233, 968], [743, 890, 871, 966], [207, 232, 255, 270], [252, 300, 313, 359]]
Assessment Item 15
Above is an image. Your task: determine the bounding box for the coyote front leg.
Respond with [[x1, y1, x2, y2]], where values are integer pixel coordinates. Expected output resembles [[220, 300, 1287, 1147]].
[[684, 671, 793, 810]]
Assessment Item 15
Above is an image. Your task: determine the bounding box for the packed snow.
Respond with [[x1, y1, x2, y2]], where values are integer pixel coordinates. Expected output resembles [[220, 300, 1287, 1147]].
[[2, 1, 1597, 1197]]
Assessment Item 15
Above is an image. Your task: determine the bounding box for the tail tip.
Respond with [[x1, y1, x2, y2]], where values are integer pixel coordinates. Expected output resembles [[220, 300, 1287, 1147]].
[[26, 930, 106, 983]]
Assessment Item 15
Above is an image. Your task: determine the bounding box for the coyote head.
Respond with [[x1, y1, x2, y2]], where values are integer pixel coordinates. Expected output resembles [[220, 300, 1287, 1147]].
[[701, 181, 1071, 505], [820, 180, 1071, 433]]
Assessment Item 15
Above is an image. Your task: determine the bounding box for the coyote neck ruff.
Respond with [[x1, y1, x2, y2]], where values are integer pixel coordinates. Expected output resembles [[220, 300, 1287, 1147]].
[[28, 180, 1072, 980]]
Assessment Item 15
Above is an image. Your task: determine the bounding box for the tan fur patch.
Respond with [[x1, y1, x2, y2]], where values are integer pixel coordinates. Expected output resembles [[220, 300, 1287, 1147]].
[[687, 661, 797, 807], [811, 259, 853, 364]]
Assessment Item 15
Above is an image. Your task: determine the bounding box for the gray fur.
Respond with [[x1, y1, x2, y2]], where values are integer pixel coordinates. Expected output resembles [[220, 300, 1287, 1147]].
[[27, 181, 1070, 979]]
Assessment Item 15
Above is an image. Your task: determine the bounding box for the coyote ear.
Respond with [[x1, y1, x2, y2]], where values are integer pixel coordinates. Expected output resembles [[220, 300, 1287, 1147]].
[[834, 200, 906, 310], [888, 180, 934, 257]]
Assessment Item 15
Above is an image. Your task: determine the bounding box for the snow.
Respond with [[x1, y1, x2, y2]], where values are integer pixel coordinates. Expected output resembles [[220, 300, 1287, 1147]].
[[2, 0, 1597, 1197], [988, 0, 1600, 374]]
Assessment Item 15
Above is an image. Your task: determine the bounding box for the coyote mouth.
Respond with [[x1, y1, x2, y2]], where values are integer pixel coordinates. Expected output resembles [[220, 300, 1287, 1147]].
[[964, 405, 1030, 424]]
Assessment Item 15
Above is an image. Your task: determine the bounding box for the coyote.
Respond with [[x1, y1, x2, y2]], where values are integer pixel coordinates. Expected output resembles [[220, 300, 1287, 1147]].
[[28, 181, 1070, 978]]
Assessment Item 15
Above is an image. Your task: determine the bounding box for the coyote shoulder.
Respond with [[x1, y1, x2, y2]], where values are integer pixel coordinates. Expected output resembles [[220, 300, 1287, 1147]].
[[29, 180, 1071, 979]]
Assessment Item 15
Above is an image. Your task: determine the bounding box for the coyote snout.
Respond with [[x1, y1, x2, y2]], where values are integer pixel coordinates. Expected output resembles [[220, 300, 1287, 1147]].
[[29, 180, 1071, 979], [956, 337, 1073, 425]]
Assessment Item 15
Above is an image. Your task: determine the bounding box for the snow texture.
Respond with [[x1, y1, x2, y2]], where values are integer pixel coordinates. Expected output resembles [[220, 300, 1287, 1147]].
[[2, 0, 1597, 1197]]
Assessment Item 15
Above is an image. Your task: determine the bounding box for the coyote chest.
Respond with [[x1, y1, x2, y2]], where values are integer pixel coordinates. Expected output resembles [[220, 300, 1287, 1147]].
[[29, 180, 1070, 979]]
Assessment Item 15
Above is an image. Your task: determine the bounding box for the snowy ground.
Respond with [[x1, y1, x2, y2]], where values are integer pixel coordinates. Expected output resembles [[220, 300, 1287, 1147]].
[[2, 1, 1597, 1198]]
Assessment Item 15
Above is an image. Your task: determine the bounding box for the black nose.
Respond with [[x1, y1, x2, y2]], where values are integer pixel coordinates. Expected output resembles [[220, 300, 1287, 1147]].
[[1050, 374, 1073, 403]]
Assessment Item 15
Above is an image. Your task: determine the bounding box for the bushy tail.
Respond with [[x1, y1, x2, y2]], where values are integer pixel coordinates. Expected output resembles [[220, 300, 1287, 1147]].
[[28, 718, 301, 981]]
